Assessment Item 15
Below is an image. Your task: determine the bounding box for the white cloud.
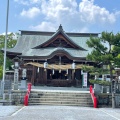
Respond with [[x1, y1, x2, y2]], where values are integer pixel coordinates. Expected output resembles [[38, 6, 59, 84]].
[[16, 0, 120, 32], [14, 0, 41, 5], [37, 0, 82, 31], [33, 0, 116, 32], [29, 22, 57, 31], [40, 0, 116, 24], [30, 0, 41, 4], [0, 32, 12, 35], [115, 11, 120, 16], [14, 0, 29, 5], [20, 7, 40, 18], [41, 0, 78, 22], [79, 0, 116, 24], [79, 27, 89, 33]]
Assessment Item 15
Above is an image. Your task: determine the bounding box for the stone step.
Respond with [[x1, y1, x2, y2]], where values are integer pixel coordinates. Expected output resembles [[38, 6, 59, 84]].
[[29, 96, 91, 99], [30, 93, 91, 97], [30, 93, 90, 96], [29, 95, 91, 99], [30, 91, 89, 95], [28, 102, 93, 107], [29, 100, 92, 103], [29, 98, 92, 102], [28, 91, 93, 107], [29, 94, 92, 99]]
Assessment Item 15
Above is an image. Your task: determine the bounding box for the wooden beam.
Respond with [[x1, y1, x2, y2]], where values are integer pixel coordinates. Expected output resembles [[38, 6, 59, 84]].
[[42, 34, 77, 48]]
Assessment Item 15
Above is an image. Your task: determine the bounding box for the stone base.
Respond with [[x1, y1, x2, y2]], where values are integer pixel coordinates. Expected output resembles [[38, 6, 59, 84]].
[[13, 84, 18, 90], [19, 80, 27, 90]]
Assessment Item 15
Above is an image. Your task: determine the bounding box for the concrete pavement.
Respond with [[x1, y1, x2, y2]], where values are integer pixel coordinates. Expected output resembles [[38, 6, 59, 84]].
[[0, 105, 120, 120]]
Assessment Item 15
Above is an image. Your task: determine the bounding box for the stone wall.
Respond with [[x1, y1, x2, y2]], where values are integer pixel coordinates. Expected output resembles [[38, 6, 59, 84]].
[[97, 93, 120, 108], [4, 90, 26, 105], [12, 90, 26, 105]]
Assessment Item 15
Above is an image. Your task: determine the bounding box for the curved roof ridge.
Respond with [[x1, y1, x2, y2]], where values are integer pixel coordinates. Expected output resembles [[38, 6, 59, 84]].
[[33, 25, 87, 51]]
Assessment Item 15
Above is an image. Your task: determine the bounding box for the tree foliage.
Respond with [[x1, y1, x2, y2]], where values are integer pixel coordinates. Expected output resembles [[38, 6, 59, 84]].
[[89, 79, 111, 86], [81, 65, 109, 75], [86, 31, 120, 108], [0, 33, 17, 48], [86, 32, 120, 77], [0, 33, 17, 78]]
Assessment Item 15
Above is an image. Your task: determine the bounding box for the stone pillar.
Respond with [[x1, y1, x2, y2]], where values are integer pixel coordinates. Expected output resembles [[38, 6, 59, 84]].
[[20, 69, 27, 90], [13, 57, 19, 90], [22, 69, 27, 78]]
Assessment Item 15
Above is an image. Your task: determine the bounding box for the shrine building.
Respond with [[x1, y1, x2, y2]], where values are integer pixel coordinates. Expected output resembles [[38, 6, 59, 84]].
[[6, 25, 99, 87]]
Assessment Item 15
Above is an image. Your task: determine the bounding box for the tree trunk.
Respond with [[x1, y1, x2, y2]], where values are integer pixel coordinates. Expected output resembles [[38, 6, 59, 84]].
[[101, 74, 105, 93], [110, 65, 115, 108]]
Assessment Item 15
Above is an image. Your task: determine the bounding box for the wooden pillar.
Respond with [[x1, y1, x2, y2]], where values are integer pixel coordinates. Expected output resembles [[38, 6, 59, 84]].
[[68, 69, 71, 80], [34, 67, 37, 84], [31, 66, 35, 85], [37, 67, 41, 84], [72, 70, 76, 86], [44, 69, 47, 84], [41, 68, 44, 84]]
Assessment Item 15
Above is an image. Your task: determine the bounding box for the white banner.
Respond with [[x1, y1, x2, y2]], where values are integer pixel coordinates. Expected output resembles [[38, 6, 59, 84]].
[[82, 73, 87, 87]]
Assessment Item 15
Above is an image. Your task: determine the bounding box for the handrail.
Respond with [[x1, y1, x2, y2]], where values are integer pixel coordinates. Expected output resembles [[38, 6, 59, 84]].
[[24, 83, 32, 106], [90, 85, 97, 108]]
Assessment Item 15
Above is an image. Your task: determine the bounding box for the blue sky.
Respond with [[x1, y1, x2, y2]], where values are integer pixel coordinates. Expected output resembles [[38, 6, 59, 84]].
[[0, 0, 120, 34]]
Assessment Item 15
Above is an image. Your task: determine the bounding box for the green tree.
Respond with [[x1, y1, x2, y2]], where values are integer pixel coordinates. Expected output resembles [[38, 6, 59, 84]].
[[0, 33, 17, 79], [0, 66, 3, 79], [86, 31, 120, 108], [0, 33, 17, 48]]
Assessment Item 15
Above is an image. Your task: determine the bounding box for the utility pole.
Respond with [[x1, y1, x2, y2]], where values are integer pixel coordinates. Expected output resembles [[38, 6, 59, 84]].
[[1, 0, 9, 99]]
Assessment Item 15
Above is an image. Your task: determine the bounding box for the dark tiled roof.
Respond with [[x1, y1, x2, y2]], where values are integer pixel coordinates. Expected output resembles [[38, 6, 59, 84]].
[[7, 26, 99, 58]]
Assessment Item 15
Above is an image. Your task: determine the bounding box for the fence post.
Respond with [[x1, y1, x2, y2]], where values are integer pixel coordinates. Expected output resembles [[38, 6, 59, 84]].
[[94, 97, 97, 108], [28, 83, 32, 91], [24, 94, 28, 106], [90, 85, 92, 93], [24, 83, 32, 106]]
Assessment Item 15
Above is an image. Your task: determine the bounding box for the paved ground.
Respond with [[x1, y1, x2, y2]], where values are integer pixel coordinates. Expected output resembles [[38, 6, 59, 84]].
[[0, 105, 120, 120], [0, 86, 119, 120]]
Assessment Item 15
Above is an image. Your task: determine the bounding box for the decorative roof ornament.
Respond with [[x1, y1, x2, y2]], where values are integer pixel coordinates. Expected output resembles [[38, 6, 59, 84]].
[[58, 24, 63, 30]]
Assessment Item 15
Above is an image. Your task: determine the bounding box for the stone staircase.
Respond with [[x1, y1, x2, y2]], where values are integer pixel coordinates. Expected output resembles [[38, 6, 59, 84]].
[[28, 91, 93, 107]]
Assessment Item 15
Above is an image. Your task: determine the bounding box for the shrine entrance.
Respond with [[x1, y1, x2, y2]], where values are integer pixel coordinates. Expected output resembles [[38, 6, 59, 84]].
[[23, 52, 92, 87]]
